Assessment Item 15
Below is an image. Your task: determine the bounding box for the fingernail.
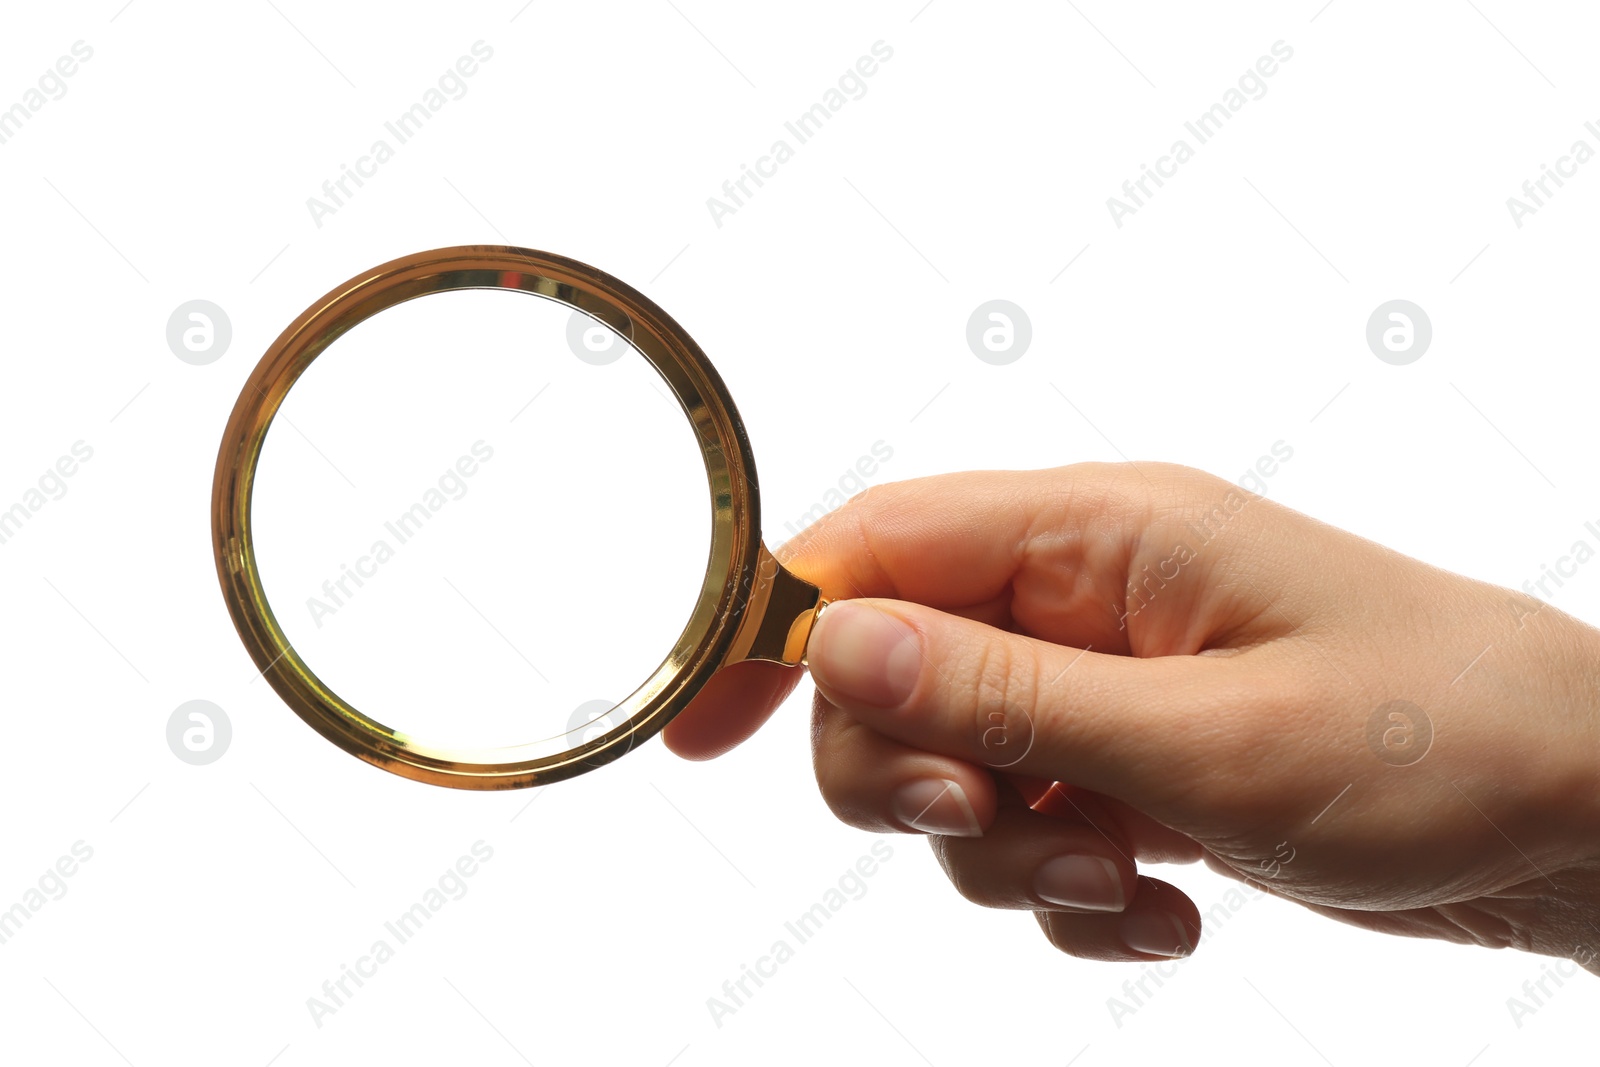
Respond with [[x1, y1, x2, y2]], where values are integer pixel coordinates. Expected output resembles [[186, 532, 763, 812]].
[[1120, 911, 1194, 958], [891, 778, 982, 837], [810, 601, 921, 708], [1034, 855, 1125, 912]]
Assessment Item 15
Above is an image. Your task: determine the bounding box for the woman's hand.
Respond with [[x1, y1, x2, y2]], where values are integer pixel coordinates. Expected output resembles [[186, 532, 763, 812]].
[[664, 464, 1600, 969]]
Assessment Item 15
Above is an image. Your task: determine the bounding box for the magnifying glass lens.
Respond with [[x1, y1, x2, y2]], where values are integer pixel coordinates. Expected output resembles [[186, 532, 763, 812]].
[[250, 287, 712, 760]]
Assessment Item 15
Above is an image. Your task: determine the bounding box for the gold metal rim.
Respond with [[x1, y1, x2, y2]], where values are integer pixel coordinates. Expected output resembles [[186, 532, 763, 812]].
[[211, 245, 807, 790]]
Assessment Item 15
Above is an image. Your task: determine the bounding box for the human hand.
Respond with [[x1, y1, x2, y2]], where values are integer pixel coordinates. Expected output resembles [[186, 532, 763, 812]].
[[664, 464, 1600, 969]]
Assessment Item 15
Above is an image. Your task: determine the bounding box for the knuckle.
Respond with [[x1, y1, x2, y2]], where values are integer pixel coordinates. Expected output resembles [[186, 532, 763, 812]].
[[810, 766, 883, 832], [848, 479, 891, 511], [1035, 911, 1082, 956], [930, 839, 1008, 909], [958, 636, 1040, 762], [809, 709, 883, 832], [834, 479, 905, 534]]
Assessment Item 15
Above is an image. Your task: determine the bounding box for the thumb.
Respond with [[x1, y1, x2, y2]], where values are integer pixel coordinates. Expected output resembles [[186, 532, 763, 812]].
[[807, 597, 1250, 810]]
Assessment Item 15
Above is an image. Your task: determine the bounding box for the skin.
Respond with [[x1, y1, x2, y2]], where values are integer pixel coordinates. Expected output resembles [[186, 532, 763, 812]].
[[663, 463, 1600, 971]]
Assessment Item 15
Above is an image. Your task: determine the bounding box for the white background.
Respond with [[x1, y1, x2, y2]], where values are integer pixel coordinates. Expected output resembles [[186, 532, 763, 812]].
[[2, 1, 1598, 1064]]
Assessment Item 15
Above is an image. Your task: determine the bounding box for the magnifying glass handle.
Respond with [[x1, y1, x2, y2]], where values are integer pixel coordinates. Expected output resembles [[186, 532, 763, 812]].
[[722, 541, 827, 668]]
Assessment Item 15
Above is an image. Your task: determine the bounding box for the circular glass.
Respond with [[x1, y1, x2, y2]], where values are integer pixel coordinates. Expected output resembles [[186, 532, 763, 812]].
[[211, 246, 824, 790]]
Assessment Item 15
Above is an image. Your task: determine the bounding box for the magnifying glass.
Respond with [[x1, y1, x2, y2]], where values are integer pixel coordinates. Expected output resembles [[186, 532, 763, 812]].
[[211, 246, 827, 790]]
